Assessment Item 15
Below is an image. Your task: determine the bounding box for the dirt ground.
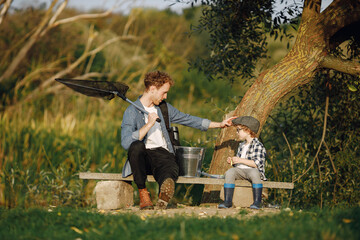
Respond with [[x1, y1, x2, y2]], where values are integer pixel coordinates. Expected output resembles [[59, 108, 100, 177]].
[[100, 204, 283, 219]]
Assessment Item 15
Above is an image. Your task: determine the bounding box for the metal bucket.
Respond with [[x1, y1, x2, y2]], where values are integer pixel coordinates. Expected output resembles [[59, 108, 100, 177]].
[[175, 146, 206, 177]]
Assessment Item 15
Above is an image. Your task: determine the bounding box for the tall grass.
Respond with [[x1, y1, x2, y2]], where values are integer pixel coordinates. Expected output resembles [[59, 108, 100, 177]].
[[0, 70, 240, 208], [0, 96, 129, 207]]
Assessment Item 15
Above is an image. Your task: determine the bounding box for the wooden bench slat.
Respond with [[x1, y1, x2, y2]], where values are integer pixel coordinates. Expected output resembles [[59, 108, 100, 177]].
[[79, 172, 294, 189]]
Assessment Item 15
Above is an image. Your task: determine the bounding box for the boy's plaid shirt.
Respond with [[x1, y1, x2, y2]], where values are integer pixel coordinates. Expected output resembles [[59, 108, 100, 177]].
[[236, 138, 267, 180]]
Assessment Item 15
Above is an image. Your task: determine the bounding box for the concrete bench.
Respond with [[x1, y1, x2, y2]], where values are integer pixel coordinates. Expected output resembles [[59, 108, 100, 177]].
[[79, 172, 294, 210]]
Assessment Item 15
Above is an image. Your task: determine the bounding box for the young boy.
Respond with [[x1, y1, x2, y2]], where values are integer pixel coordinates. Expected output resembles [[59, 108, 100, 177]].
[[218, 116, 266, 209]]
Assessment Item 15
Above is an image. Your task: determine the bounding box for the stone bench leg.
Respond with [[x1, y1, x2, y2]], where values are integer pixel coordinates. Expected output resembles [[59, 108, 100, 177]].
[[220, 187, 268, 208], [94, 181, 134, 210]]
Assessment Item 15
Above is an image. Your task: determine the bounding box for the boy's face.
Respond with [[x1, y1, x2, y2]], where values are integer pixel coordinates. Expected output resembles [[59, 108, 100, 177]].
[[236, 126, 249, 141]]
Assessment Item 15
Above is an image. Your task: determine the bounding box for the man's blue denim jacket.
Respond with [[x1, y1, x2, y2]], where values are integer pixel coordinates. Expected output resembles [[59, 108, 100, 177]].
[[121, 97, 211, 177]]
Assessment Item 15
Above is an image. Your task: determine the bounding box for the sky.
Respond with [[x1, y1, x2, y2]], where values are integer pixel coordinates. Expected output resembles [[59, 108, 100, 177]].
[[12, 0, 334, 15], [12, 0, 198, 14]]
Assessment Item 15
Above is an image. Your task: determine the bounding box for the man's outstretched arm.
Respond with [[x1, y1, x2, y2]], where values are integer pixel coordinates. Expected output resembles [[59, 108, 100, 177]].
[[208, 117, 237, 129]]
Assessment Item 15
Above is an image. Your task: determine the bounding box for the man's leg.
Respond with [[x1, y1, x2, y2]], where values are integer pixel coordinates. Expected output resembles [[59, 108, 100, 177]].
[[128, 141, 153, 209], [146, 147, 179, 209]]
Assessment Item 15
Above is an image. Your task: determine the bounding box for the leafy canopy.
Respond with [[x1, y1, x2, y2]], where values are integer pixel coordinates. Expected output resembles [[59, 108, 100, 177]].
[[189, 0, 283, 81]]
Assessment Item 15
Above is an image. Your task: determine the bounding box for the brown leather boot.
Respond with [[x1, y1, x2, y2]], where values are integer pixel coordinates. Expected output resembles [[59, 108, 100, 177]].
[[139, 188, 154, 210], [156, 178, 175, 209]]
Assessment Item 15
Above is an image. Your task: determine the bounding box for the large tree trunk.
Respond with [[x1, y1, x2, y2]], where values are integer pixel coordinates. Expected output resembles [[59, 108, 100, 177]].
[[202, 0, 360, 202]]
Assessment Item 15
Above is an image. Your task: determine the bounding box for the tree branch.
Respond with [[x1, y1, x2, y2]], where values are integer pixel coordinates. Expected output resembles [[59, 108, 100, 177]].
[[40, 35, 136, 90], [0, 0, 118, 83], [14, 59, 63, 95], [300, 0, 322, 24], [0, 0, 58, 83], [303, 0, 322, 14], [43, 7, 115, 36], [12, 32, 135, 108], [0, 0, 12, 25], [46, 0, 133, 34], [40, 0, 68, 37], [320, 54, 360, 76], [321, 0, 347, 16], [329, 20, 360, 50], [320, 0, 360, 41]]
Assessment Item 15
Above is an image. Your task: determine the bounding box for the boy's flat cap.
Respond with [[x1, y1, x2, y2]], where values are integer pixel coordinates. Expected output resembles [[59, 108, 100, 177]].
[[232, 116, 260, 134]]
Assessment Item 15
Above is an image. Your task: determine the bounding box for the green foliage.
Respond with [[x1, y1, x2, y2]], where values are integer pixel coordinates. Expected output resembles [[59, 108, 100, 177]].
[[168, 69, 238, 113], [190, 0, 274, 81], [187, 0, 302, 83], [74, 44, 106, 73], [1, 2, 360, 210], [188, 0, 303, 83], [0, 207, 360, 239], [262, 63, 360, 208]]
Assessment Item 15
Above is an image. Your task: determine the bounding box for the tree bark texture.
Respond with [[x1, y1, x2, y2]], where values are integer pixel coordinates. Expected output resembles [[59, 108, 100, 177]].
[[202, 0, 360, 202]]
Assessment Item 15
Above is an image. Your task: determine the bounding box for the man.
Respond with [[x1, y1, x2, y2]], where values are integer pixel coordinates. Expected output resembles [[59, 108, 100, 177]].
[[121, 71, 235, 210], [218, 116, 266, 209]]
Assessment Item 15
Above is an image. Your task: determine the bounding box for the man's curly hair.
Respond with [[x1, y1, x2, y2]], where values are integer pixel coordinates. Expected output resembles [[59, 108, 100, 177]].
[[144, 71, 174, 90]]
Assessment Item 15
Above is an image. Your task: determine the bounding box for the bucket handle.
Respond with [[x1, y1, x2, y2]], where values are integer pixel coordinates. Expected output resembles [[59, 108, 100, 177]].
[[199, 171, 224, 179]]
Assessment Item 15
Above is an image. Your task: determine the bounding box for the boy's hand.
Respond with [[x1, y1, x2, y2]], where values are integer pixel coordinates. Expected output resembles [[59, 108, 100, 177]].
[[227, 157, 234, 165], [227, 156, 242, 165]]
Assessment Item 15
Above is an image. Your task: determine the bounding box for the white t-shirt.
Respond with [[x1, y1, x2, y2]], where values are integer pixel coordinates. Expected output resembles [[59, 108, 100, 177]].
[[237, 143, 252, 169], [143, 106, 168, 150]]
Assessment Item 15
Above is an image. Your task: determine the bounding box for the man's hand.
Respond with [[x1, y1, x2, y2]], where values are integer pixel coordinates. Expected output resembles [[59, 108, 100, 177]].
[[139, 112, 159, 140], [147, 112, 159, 126], [220, 116, 237, 128]]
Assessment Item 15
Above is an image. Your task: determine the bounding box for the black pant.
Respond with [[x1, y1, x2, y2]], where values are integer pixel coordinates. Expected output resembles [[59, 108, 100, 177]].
[[128, 141, 179, 189]]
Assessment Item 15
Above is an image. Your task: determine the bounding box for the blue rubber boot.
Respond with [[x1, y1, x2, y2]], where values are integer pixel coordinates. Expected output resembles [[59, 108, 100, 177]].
[[250, 184, 263, 209], [218, 183, 235, 209]]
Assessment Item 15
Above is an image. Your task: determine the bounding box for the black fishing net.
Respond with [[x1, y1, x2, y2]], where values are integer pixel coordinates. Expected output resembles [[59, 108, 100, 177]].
[[55, 78, 129, 100]]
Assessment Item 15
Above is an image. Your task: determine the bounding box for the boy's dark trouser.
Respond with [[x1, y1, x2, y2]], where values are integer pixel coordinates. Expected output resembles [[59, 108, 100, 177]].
[[128, 141, 179, 189]]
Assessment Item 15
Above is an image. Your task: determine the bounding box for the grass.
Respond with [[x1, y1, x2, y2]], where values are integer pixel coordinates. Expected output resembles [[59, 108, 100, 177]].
[[0, 207, 359, 239], [0, 93, 227, 208], [0, 80, 232, 208], [0, 106, 128, 207]]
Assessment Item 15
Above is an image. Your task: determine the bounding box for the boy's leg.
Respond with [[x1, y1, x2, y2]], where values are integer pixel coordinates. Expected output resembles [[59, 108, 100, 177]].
[[243, 169, 263, 209], [224, 167, 247, 183], [243, 168, 262, 185], [219, 168, 247, 208]]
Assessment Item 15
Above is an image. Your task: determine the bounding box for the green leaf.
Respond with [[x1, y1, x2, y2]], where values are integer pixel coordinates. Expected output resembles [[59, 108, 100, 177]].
[[348, 85, 357, 92]]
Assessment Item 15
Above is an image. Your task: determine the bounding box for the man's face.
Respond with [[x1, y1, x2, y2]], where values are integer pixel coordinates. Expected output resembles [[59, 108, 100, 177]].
[[150, 82, 171, 105]]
